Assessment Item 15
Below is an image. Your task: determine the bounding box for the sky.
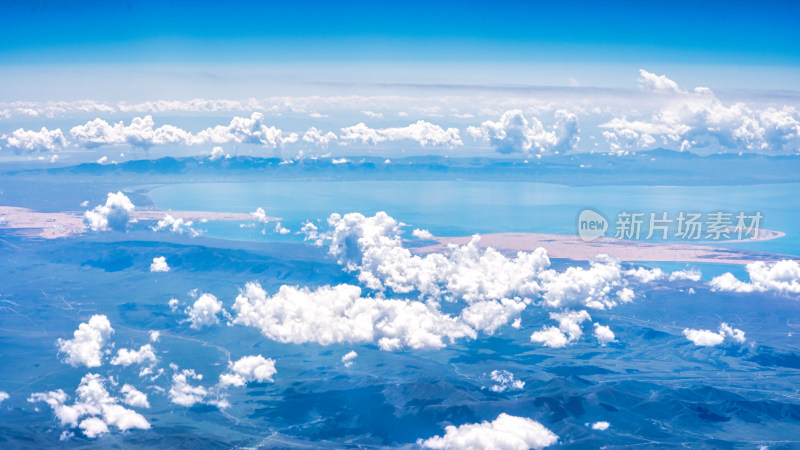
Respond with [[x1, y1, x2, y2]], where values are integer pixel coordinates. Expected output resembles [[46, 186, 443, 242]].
[[0, 1, 799, 161], [2, 0, 799, 65]]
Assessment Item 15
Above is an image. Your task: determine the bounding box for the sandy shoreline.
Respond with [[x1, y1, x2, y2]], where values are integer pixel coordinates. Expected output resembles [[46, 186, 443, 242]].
[[412, 231, 794, 265], [0, 206, 278, 239], [2, 204, 794, 265]]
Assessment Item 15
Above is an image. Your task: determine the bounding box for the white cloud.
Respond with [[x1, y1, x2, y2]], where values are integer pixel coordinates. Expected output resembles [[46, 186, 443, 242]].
[[538, 255, 629, 310], [530, 310, 591, 348], [324, 212, 636, 311], [233, 282, 496, 351], [325, 212, 549, 303], [302, 127, 338, 147], [150, 256, 170, 272], [341, 350, 358, 367], [70, 116, 192, 148], [683, 328, 725, 347], [340, 120, 462, 147], [591, 421, 610, 431], [362, 110, 384, 119], [489, 370, 525, 392], [83, 191, 135, 232], [593, 323, 616, 346], [638, 69, 682, 94], [219, 355, 277, 387], [412, 228, 434, 239], [418, 413, 558, 450], [120, 384, 149, 408], [250, 207, 270, 224], [300, 221, 322, 246], [467, 109, 580, 155], [185, 293, 226, 330], [149, 330, 160, 342], [274, 222, 290, 234], [68, 112, 297, 149], [710, 260, 800, 295], [118, 98, 254, 114], [459, 298, 527, 335], [196, 112, 297, 147], [669, 269, 702, 281], [683, 322, 746, 346], [168, 298, 180, 312], [57, 315, 114, 368], [153, 214, 196, 235], [0, 391, 8, 404], [110, 344, 157, 367], [624, 266, 665, 283], [601, 70, 800, 154], [28, 373, 150, 438], [168, 369, 207, 407], [4, 127, 67, 153], [719, 322, 747, 344], [207, 145, 230, 161]]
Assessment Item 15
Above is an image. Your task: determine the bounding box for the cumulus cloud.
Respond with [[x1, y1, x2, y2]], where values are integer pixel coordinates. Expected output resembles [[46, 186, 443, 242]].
[[638, 69, 682, 94], [120, 384, 149, 408], [68, 112, 297, 149], [624, 266, 665, 283], [324, 212, 638, 311], [594, 323, 616, 346], [196, 112, 297, 147], [489, 370, 525, 393], [302, 127, 338, 147], [0, 391, 8, 404], [538, 255, 630, 310], [185, 293, 226, 330], [591, 421, 610, 431], [326, 212, 549, 303], [341, 350, 358, 367], [110, 344, 157, 367], [340, 120, 462, 147], [530, 310, 591, 348], [70, 116, 192, 148], [168, 369, 207, 407], [683, 322, 746, 346], [669, 269, 702, 281], [601, 69, 800, 154], [233, 282, 478, 351], [83, 192, 135, 232], [710, 260, 800, 295], [3, 127, 67, 153], [207, 145, 230, 161], [250, 207, 270, 224], [28, 373, 150, 438], [412, 228, 434, 239], [467, 109, 580, 155], [418, 413, 558, 450], [219, 355, 277, 387], [57, 315, 114, 368], [152, 214, 198, 235], [150, 256, 170, 272]]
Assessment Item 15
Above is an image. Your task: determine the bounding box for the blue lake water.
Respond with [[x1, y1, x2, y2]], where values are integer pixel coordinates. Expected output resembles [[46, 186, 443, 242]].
[[149, 181, 800, 257]]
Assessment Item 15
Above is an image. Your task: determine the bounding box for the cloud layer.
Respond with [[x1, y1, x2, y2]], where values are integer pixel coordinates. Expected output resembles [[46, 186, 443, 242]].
[[418, 413, 558, 450]]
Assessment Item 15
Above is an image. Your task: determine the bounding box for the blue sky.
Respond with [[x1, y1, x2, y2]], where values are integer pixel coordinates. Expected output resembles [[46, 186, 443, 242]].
[[2, 0, 799, 64], [1, 1, 799, 162]]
